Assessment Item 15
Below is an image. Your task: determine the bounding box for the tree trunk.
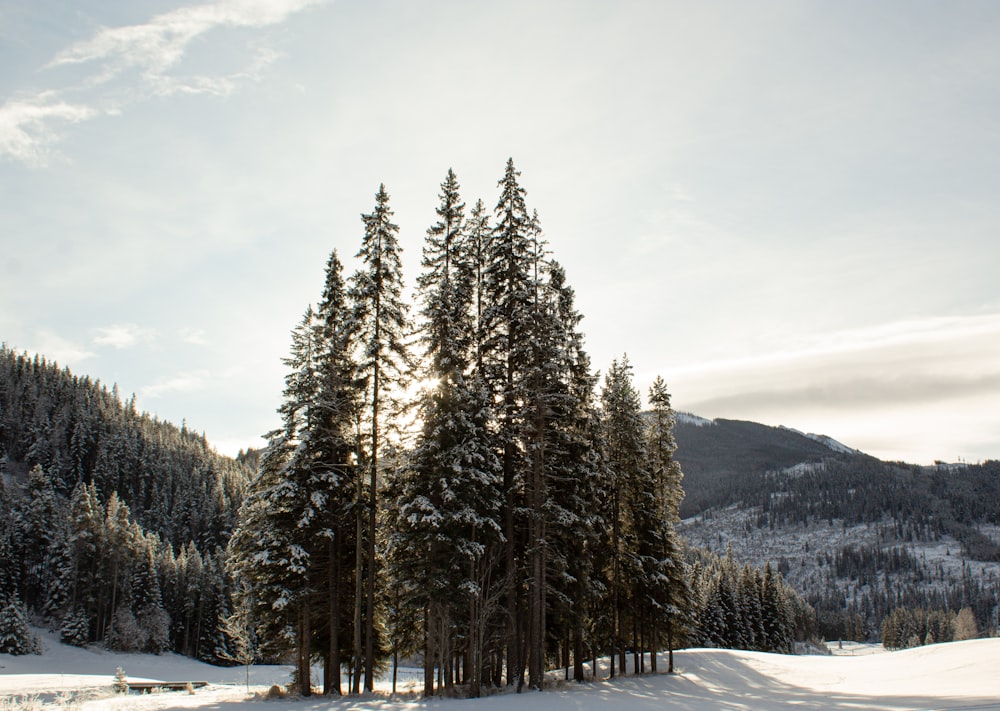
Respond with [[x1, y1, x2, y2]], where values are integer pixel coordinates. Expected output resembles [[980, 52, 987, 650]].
[[650, 622, 658, 673], [364, 358, 379, 693], [634, 615, 641, 674], [424, 606, 434, 697], [326, 537, 341, 695], [353, 486, 364, 694], [299, 599, 312, 697], [573, 630, 584, 682], [667, 621, 675, 674]]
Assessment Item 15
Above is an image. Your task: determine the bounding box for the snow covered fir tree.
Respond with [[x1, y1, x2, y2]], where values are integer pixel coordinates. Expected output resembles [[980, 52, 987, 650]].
[[3, 158, 994, 695]]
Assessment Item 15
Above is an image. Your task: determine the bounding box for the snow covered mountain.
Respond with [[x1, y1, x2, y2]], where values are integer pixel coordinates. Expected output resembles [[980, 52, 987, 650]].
[[671, 414, 1000, 641]]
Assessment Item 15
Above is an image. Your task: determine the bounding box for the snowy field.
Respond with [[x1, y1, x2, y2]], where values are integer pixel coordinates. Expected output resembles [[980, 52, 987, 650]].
[[2, 628, 999, 710]]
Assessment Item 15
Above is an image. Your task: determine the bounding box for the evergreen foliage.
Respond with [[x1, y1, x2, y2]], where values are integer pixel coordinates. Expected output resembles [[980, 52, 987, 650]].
[[0, 593, 39, 655], [0, 345, 252, 661], [686, 550, 810, 653]]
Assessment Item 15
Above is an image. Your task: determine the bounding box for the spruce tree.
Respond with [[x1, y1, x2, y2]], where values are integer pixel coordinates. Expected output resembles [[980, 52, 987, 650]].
[[228, 309, 323, 695], [542, 263, 604, 683], [391, 169, 501, 696], [0, 593, 38, 655], [310, 249, 360, 695], [481, 158, 537, 687], [348, 184, 412, 692], [645, 376, 689, 671], [600, 356, 647, 676]]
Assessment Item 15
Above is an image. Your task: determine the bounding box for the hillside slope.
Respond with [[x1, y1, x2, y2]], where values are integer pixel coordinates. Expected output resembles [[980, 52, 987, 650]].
[[671, 413, 1000, 640], [672, 415, 866, 517]]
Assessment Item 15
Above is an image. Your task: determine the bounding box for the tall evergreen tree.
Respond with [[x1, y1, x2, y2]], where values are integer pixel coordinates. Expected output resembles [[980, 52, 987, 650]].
[[390, 169, 502, 697], [348, 184, 412, 692], [309, 249, 361, 695], [645, 376, 689, 672], [480, 158, 537, 688], [228, 308, 322, 695], [599, 356, 646, 677]]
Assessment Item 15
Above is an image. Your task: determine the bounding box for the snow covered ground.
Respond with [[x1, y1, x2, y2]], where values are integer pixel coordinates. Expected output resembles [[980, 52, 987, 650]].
[[2, 628, 999, 710]]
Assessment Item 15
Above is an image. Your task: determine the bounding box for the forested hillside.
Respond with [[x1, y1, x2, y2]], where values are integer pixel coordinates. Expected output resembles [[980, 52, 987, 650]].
[[0, 346, 253, 661], [676, 421, 1000, 644], [672, 416, 860, 517]]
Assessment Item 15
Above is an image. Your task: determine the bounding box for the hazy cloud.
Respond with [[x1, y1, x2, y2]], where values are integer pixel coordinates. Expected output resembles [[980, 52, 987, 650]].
[[671, 312, 1000, 460], [93, 324, 156, 349], [180, 328, 208, 345], [0, 94, 97, 166], [1, 0, 327, 165], [142, 370, 209, 398], [19, 331, 96, 367], [686, 372, 1000, 415]]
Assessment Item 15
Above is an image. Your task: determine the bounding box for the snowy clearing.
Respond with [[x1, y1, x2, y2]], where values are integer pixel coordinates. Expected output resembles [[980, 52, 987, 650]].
[[2, 629, 999, 710]]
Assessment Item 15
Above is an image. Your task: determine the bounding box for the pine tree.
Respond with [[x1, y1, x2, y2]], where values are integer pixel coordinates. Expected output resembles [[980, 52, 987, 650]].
[[645, 376, 689, 671], [480, 158, 537, 687], [60, 608, 90, 647], [600, 356, 646, 676], [392, 169, 502, 697], [106, 605, 142, 652], [228, 309, 322, 695], [309, 249, 361, 695], [348, 183, 412, 692], [0, 593, 39, 655], [541, 262, 604, 683]]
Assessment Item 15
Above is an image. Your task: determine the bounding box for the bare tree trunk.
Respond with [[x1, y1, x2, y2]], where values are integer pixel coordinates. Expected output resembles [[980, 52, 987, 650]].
[[424, 606, 434, 697], [299, 600, 312, 697], [364, 358, 379, 693], [353, 487, 364, 694], [667, 620, 675, 674], [325, 537, 342, 695], [650, 622, 658, 674], [634, 615, 641, 674]]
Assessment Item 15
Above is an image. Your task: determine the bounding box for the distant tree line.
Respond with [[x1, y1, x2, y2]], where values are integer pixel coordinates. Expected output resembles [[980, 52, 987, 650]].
[[686, 549, 815, 654], [881, 606, 978, 649]]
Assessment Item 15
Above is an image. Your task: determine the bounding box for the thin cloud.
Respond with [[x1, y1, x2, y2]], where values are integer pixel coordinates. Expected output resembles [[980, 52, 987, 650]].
[[1, 0, 328, 166], [668, 312, 1000, 380], [0, 94, 97, 166], [17, 331, 96, 368], [180, 328, 208, 345], [93, 324, 156, 349], [669, 312, 1000, 461], [686, 372, 1000, 414], [142, 370, 210, 398]]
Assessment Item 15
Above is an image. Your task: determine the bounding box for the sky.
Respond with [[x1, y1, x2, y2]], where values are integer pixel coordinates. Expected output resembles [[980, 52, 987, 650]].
[[2, 0, 999, 465]]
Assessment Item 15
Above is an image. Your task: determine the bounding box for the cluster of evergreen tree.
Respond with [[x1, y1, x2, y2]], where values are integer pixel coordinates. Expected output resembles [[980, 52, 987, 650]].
[[686, 550, 814, 654], [880, 606, 979, 649], [809, 557, 997, 642], [0, 347, 252, 658], [227, 161, 692, 696]]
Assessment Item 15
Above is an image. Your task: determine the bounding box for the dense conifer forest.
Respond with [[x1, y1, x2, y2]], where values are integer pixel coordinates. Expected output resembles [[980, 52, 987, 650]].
[[0, 345, 252, 661]]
